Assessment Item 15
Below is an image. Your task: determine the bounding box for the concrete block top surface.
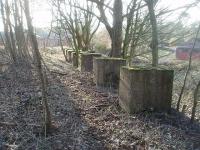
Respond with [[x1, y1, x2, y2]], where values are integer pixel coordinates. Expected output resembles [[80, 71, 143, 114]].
[[67, 50, 75, 52], [65, 48, 73, 51], [94, 57, 126, 61], [121, 66, 174, 72], [81, 52, 102, 56]]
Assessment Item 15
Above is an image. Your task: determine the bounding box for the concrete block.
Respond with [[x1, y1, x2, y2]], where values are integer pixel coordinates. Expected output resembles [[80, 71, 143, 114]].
[[93, 57, 126, 88], [80, 53, 102, 72], [119, 66, 174, 113]]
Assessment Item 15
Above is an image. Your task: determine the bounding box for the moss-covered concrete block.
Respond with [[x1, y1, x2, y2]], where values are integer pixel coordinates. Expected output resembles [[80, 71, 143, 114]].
[[0, 63, 9, 73], [64, 49, 68, 56], [80, 53, 102, 72], [67, 50, 74, 62], [119, 66, 174, 113], [72, 52, 79, 68], [64, 49, 68, 61], [93, 57, 126, 88]]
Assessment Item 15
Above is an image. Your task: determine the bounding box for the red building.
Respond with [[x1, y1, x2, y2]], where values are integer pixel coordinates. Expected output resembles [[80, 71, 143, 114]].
[[176, 39, 200, 60]]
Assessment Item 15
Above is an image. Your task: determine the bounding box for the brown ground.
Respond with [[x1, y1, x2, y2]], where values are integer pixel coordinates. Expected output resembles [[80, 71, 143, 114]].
[[0, 49, 199, 150]]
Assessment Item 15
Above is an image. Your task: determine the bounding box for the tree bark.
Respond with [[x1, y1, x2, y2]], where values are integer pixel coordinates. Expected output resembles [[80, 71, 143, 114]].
[[24, 0, 52, 132], [111, 0, 123, 57], [94, 0, 123, 57], [146, 0, 158, 67], [191, 80, 200, 123], [0, 0, 17, 63]]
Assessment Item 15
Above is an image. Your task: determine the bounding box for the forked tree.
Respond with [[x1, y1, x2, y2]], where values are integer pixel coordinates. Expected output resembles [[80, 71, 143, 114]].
[[88, 0, 123, 57]]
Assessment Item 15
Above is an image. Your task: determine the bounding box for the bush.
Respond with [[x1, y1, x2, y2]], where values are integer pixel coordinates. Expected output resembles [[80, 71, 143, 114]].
[[95, 42, 107, 51]]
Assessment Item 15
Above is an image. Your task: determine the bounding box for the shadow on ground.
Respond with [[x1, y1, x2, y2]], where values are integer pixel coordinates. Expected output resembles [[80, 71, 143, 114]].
[[45, 54, 200, 150], [0, 62, 106, 150]]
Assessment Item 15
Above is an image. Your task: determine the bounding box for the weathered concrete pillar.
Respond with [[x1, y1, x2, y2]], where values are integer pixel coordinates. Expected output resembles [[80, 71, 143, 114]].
[[0, 63, 9, 73], [72, 52, 78, 68], [119, 66, 174, 113], [64, 49, 68, 56], [67, 50, 74, 62], [64, 49, 69, 61], [80, 53, 102, 72], [93, 57, 126, 88]]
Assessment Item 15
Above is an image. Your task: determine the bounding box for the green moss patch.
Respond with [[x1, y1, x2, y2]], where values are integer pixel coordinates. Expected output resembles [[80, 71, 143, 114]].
[[122, 66, 173, 71], [81, 52, 101, 56]]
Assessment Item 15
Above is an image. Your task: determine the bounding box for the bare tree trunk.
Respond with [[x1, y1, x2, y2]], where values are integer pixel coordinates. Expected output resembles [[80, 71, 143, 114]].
[[111, 0, 123, 57], [0, 0, 17, 63], [191, 80, 200, 123], [24, 0, 52, 132], [176, 24, 200, 111], [122, 0, 137, 59], [58, 31, 68, 61], [93, 0, 122, 57], [5, 0, 18, 62], [146, 0, 158, 67], [14, 0, 25, 60], [0, 32, 6, 48], [55, 1, 68, 61]]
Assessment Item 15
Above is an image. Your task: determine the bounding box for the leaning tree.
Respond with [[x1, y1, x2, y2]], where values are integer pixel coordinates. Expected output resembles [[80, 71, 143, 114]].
[[24, 0, 53, 133]]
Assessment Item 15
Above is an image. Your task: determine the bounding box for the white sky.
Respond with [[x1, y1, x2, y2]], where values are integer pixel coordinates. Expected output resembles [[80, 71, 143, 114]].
[[31, 0, 200, 27], [158, 0, 200, 22], [31, 0, 52, 28], [0, 0, 200, 30]]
